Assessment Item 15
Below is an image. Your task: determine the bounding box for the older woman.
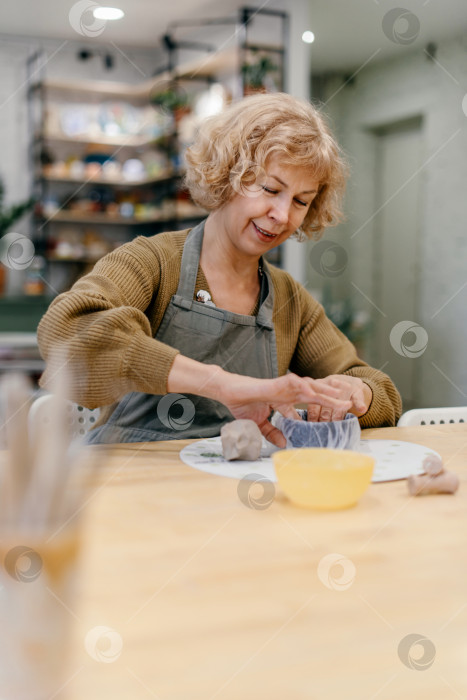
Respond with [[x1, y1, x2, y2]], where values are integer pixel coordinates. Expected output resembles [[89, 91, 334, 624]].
[[37, 93, 401, 446]]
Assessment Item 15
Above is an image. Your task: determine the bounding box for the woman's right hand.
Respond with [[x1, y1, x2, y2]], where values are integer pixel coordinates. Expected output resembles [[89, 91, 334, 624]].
[[220, 372, 352, 447]]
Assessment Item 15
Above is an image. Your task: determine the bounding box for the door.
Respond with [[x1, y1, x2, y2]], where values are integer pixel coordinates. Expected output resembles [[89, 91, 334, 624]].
[[372, 116, 424, 409]]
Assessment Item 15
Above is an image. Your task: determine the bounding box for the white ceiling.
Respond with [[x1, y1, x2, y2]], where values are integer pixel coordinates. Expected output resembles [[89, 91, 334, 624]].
[[0, 0, 467, 74]]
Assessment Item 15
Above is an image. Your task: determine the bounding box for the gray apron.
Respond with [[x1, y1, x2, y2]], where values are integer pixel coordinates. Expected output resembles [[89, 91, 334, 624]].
[[86, 221, 279, 444]]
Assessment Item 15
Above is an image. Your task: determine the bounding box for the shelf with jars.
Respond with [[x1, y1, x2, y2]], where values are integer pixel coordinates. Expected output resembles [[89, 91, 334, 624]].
[[25, 6, 288, 300], [28, 77, 209, 295]]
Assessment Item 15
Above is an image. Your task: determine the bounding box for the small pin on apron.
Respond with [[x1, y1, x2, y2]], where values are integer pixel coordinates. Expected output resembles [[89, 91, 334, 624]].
[[196, 290, 216, 307]]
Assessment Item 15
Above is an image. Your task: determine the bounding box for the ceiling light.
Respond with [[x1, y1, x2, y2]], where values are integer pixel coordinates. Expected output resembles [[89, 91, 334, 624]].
[[93, 7, 125, 21], [302, 31, 315, 44]]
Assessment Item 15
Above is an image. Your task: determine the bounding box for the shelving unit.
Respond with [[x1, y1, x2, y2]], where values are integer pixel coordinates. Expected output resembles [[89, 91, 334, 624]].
[[41, 172, 175, 185], [27, 76, 198, 294], [27, 59, 203, 293], [23, 6, 288, 301]]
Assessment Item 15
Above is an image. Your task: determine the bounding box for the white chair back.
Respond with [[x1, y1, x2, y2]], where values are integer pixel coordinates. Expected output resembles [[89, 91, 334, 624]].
[[397, 406, 467, 427], [28, 394, 100, 442]]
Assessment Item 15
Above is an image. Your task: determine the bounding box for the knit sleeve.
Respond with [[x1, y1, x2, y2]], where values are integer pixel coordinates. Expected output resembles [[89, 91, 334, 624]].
[[37, 236, 179, 408], [289, 285, 402, 428]]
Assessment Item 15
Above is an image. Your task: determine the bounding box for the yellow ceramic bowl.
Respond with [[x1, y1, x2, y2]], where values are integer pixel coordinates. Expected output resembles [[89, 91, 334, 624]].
[[273, 448, 375, 510]]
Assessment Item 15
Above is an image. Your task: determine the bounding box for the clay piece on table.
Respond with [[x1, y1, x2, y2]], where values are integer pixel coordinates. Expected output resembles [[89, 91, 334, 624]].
[[220, 419, 263, 461], [408, 472, 459, 496], [408, 452, 459, 495], [422, 454, 444, 476]]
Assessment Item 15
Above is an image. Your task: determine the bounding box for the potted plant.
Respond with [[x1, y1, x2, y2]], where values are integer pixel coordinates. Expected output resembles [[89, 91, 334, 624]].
[[241, 52, 278, 95], [151, 85, 191, 123], [0, 179, 35, 295]]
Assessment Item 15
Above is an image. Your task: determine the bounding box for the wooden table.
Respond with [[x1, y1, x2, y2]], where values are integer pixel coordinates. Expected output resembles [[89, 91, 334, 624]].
[[66, 425, 467, 700]]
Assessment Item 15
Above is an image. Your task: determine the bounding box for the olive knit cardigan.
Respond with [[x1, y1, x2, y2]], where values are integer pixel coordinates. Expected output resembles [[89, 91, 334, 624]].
[[37, 228, 402, 429]]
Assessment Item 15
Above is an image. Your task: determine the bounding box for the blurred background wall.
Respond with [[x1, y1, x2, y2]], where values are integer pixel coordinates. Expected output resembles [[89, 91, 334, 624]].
[[308, 33, 467, 409]]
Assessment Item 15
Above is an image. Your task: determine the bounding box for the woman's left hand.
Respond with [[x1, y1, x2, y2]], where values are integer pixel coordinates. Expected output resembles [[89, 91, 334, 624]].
[[306, 375, 372, 422]]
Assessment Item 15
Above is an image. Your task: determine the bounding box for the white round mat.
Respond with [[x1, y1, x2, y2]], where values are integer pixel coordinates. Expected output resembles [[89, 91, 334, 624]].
[[179, 437, 441, 483]]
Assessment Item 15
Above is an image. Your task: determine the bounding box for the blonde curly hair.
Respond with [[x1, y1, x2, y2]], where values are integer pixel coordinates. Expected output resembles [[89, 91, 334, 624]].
[[184, 92, 348, 238]]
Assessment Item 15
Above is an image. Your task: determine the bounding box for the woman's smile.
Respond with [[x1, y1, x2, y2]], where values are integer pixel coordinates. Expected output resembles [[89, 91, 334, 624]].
[[252, 221, 280, 241]]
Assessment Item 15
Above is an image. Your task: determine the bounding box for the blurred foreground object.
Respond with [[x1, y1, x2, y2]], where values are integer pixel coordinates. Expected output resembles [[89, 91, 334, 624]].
[[0, 371, 93, 700]]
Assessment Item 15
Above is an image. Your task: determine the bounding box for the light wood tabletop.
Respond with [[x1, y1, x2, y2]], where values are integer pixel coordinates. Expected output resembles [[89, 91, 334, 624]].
[[63, 424, 467, 700]]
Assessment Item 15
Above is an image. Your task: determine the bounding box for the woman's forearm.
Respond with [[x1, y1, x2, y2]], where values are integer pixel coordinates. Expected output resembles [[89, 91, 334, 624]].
[[167, 354, 227, 400]]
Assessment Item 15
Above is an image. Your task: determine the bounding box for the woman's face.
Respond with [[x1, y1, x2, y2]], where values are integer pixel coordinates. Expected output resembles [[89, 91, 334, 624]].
[[218, 155, 320, 259]]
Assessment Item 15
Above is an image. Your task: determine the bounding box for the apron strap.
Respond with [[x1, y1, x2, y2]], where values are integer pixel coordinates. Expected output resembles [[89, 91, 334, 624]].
[[176, 220, 206, 301], [256, 262, 275, 330]]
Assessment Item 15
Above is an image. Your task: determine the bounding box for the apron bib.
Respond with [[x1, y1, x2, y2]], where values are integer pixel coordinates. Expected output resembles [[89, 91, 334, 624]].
[[86, 220, 279, 444]]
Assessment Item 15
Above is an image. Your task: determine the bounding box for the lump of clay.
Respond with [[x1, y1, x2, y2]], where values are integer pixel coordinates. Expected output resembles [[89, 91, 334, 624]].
[[422, 454, 444, 476], [271, 410, 361, 450], [408, 455, 459, 495], [221, 419, 263, 461], [408, 472, 459, 496]]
